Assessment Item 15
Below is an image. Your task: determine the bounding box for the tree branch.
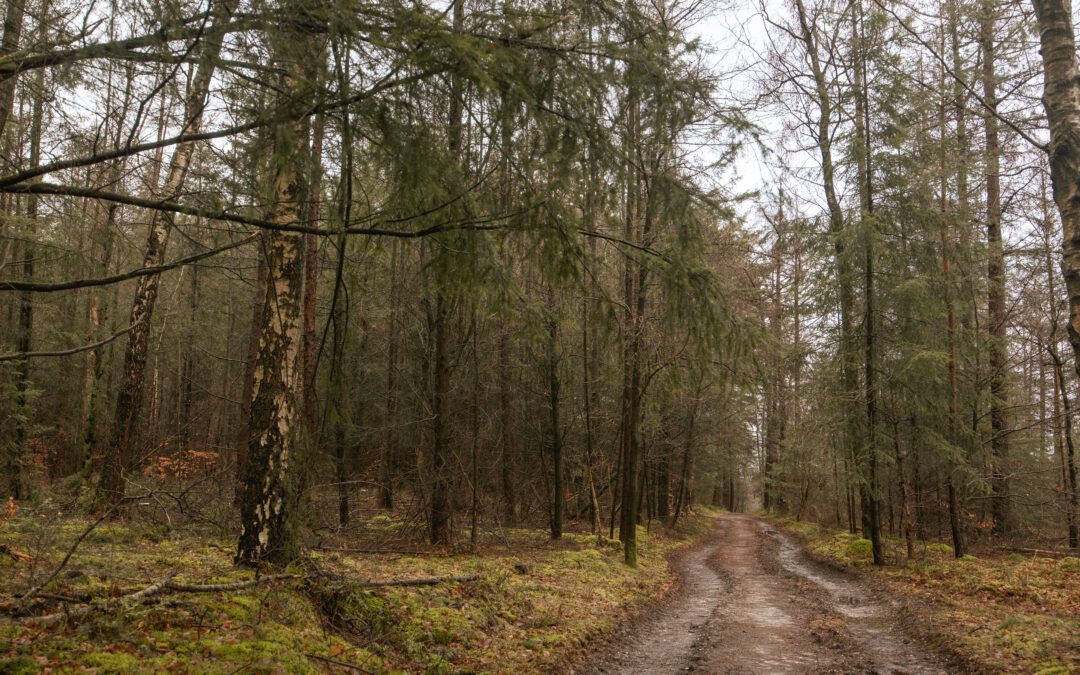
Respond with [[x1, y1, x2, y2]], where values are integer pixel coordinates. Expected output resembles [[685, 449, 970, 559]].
[[0, 319, 143, 361], [0, 235, 257, 292]]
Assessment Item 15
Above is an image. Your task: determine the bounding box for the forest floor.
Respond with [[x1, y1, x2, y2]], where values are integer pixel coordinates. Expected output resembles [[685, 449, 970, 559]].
[[770, 516, 1080, 674], [2, 506, 1075, 673], [0, 498, 718, 673]]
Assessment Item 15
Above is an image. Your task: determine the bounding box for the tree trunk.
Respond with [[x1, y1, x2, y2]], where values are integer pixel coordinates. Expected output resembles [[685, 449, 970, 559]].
[[381, 240, 400, 511], [671, 375, 700, 527], [939, 16, 966, 559], [852, 2, 883, 565], [428, 0, 465, 546], [1031, 0, 1080, 547], [236, 230, 306, 565], [981, 0, 1010, 537], [236, 240, 267, 500], [235, 2, 315, 566], [619, 89, 644, 565], [8, 33, 45, 498], [99, 0, 237, 506], [793, 0, 859, 527], [547, 288, 563, 540], [469, 310, 480, 545], [301, 107, 325, 434], [0, 0, 25, 139], [498, 327, 515, 521], [1032, 0, 1080, 383], [1050, 346, 1079, 547], [178, 262, 199, 452], [335, 421, 348, 527]]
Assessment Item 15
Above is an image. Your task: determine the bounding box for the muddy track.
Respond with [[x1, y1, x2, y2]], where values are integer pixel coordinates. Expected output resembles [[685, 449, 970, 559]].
[[588, 514, 944, 674]]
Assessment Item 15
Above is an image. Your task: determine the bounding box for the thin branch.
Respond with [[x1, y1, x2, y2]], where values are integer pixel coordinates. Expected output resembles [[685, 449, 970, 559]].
[[0, 234, 257, 292], [0, 319, 143, 361], [0, 68, 445, 189], [0, 182, 520, 238]]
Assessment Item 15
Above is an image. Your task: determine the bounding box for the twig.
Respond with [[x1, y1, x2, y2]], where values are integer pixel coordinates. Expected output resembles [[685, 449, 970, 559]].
[[0, 543, 32, 562]]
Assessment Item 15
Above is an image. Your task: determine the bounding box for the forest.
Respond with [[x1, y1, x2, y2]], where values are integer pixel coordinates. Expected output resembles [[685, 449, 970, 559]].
[[0, 0, 1077, 671]]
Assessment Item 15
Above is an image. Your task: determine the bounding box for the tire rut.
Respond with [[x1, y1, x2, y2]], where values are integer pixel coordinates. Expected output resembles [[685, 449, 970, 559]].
[[589, 522, 728, 673], [587, 513, 945, 674]]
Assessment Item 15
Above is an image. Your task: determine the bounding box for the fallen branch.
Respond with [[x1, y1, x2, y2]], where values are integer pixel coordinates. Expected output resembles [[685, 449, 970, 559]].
[[21, 571, 176, 626], [16, 571, 478, 627], [124, 572, 177, 604], [163, 573, 300, 592], [20, 601, 94, 627], [354, 574, 478, 588], [37, 591, 91, 604]]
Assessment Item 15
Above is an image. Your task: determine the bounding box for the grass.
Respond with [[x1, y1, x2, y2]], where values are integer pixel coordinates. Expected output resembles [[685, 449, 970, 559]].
[[769, 515, 1080, 674], [0, 504, 719, 673]]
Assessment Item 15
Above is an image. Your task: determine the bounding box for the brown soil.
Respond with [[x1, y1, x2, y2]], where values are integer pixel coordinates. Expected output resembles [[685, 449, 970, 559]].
[[587, 513, 945, 674]]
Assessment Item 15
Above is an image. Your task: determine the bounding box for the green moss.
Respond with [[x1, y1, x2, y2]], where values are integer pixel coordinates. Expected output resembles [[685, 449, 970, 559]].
[[0, 656, 40, 674], [424, 606, 475, 645], [79, 651, 141, 672], [845, 538, 873, 559], [926, 542, 953, 555], [1033, 661, 1071, 674], [424, 652, 452, 674]]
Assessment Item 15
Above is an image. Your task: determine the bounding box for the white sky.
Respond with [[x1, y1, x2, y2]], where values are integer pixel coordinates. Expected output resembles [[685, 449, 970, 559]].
[[688, 0, 794, 223]]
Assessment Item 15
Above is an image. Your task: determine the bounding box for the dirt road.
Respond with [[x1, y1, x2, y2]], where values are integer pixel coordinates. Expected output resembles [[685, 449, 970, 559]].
[[590, 514, 944, 674]]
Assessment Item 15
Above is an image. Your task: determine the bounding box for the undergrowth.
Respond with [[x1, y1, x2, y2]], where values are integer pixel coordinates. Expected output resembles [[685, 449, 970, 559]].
[[0, 507, 718, 673]]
